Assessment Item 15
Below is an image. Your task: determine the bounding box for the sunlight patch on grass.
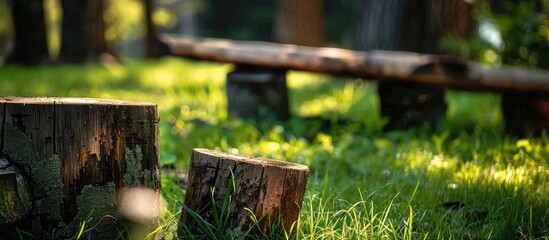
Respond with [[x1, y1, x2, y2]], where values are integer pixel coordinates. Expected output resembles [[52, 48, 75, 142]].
[[2, 58, 548, 239], [286, 71, 331, 89]]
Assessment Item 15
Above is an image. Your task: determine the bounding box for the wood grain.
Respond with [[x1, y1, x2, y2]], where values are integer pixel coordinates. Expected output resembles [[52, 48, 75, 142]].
[[180, 148, 309, 236]]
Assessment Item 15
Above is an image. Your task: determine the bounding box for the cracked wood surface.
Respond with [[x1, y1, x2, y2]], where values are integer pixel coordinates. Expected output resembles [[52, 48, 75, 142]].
[[180, 148, 309, 236]]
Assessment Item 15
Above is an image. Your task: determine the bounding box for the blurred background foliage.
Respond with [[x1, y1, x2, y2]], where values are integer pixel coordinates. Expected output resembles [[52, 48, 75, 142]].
[[0, 0, 548, 67], [441, 0, 549, 68]]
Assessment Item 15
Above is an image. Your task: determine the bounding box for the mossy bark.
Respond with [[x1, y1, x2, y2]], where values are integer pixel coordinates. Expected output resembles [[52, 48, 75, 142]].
[[0, 97, 160, 238]]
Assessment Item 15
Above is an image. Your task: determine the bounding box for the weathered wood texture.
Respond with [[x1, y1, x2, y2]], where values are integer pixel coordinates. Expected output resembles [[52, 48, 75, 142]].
[[161, 34, 549, 94], [227, 67, 289, 120], [0, 97, 160, 238], [0, 162, 31, 224], [180, 149, 309, 237]]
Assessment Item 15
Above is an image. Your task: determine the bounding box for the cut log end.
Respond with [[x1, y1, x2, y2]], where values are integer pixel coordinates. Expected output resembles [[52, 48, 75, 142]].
[[195, 148, 308, 171], [180, 148, 309, 237]]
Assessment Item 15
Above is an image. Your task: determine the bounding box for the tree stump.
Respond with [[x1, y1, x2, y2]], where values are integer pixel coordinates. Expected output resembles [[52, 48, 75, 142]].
[[227, 66, 290, 120], [180, 149, 309, 237], [360, 0, 472, 131], [378, 82, 447, 130], [502, 93, 549, 137], [0, 97, 160, 239]]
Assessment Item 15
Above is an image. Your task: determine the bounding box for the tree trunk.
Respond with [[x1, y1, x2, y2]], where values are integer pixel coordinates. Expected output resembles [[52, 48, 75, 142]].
[[0, 97, 160, 238], [502, 93, 549, 137], [227, 66, 290, 120], [144, 0, 157, 58], [358, 0, 473, 130], [275, 0, 324, 47], [179, 149, 309, 237], [5, 0, 49, 65], [143, 0, 170, 58], [58, 0, 116, 63]]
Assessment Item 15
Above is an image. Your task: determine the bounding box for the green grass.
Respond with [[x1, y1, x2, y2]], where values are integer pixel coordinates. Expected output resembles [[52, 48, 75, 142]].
[[1, 58, 548, 239]]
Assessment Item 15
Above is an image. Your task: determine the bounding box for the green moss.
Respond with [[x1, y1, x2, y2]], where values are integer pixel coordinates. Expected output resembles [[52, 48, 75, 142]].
[[75, 182, 125, 238], [124, 146, 154, 188], [2, 124, 64, 220], [2, 125, 40, 174], [33, 155, 63, 219]]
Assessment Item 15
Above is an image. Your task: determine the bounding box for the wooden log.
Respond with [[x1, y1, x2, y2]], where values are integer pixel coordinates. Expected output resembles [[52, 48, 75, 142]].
[[179, 149, 309, 237], [0, 160, 31, 224], [161, 34, 549, 94], [227, 66, 290, 120], [379, 82, 446, 130], [0, 97, 160, 238], [502, 93, 549, 137]]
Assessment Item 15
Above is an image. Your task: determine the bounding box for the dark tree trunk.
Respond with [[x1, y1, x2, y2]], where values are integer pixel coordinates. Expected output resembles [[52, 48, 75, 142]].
[[142, 0, 171, 58], [275, 0, 324, 47], [358, 0, 473, 130], [58, 0, 116, 63], [502, 93, 549, 137], [144, 0, 157, 58], [226, 66, 290, 120], [5, 0, 49, 65]]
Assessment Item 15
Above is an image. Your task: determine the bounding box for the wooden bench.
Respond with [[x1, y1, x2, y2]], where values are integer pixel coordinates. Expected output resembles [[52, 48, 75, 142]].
[[159, 34, 549, 135]]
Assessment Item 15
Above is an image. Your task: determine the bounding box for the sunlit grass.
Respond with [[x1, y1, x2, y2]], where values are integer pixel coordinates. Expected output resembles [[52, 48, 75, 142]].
[[1, 58, 548, 239]]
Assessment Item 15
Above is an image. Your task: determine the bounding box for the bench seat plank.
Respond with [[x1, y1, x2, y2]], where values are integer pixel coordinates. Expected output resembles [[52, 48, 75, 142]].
[[161, 34, 549, 94]]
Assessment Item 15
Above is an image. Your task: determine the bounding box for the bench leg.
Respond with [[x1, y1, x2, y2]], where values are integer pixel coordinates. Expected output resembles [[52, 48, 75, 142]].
[[502, 93, 549, 137], [378, 82, 446, 131], [226, 66, 290, 120]]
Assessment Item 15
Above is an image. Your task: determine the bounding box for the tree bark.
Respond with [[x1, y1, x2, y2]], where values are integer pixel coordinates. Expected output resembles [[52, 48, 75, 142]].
[[275, 0, 324, 47], [58, 0, 116, 63], [0, 97, 160, 238], [142, 0, 170, 58], [180, 149, 309, 237], [144, 0, 157, 58], [5, 0, 49, 65]]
